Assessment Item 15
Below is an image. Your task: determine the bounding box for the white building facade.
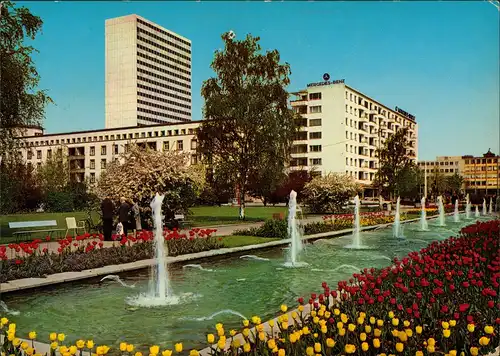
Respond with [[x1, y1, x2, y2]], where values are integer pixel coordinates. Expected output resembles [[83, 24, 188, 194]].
[[290, 80, 418, 191], [16, 123, 200, 184], [105, 14, 192, 128]]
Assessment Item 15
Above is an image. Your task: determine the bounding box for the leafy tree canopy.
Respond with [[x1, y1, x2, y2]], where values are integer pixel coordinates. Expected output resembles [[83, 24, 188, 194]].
[[0, 1, 53, 156], [196, 31, 298, 218]]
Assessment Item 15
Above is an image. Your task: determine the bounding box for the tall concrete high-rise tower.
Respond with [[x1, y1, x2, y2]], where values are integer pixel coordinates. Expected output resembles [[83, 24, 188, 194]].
[[105, 14, 192, 128]]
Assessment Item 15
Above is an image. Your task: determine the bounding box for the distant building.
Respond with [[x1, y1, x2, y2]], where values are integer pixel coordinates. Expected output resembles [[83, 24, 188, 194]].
[[462, 149, 500, 196], [15, 123, 200, 184], [290, 79, 418, 195], [105, 14, 192, 128], [417, 156, 464, 177]]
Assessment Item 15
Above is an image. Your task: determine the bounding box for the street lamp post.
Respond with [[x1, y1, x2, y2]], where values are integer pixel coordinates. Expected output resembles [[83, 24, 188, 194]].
[[424, 161, 427, 199]]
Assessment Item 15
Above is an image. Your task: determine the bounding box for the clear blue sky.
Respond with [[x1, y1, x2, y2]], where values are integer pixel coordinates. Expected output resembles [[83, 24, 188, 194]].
[[25, 1, 499, 160]]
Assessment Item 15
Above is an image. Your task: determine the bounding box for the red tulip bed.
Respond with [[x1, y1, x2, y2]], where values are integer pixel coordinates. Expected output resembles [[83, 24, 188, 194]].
[[203, 220, 500, 355], [0, 228, 221, 283]]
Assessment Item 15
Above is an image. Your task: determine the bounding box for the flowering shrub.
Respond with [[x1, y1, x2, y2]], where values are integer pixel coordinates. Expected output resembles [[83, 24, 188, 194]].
[[1, 221, 498, 356], [302, 174, 362, 214], [0, 229, 220, 283]]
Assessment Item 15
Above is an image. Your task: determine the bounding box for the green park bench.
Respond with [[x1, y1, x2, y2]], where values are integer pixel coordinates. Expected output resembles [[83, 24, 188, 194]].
[[7, 220, 65, 241]]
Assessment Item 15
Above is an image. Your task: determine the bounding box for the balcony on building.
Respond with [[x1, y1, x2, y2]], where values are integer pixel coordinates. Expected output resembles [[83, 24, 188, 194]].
[[290, 157, 308, 167], [294, 131, 308, 141], [291, 144, 308, 155], [68, 147, 85, 159]]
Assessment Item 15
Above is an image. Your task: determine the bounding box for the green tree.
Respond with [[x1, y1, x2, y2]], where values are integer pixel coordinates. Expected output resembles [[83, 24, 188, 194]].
[[0, 1, 53, 156], [446, 172, 464, 194], [430, 170, 447, 197], [37, 148, 73, 211], [374, 128, 416, 199], [196, 31, 298, 219], [248, 162, 287, 206]]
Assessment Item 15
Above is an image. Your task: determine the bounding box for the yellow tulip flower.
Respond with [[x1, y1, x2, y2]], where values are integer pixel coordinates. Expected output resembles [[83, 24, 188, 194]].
[[357, 317, 365, 325], [339, 328, 346, 336], [484, 325, 493, 334], [242, 328, 250, 337], [442, 321, 449, 330], [403, 320, 410, 327], [348, 323, 356, 332], [13, 338, 21, 347], [76, 340, 85, 349], [243, 343, 251, 352], [443, 329, 451, 338], [398, 331, 408, 342], [242, 319, 249, 327], [392, 318, 399, 326], [217, 328, 224, 337], [280, 304, 287, 313], [232, 339, 240, 348], [135, 352, 143, 356], [50, 342, 58, 350], [416, 326, 423, 334], [365, 325, 372, 333], [337, 321, 344, 329], [161, 351, 172, 356], [340, 313, 348, 323], [467, 324, 475, 332], [314, 343, 321, 353], [388, 311, 394, 319], [427, 345, 435, 353], [333, 308, 340, 316], [360, 333, 367, 341], [149, 346, 159, 355], [207, 334, 215, 344], [229, 330, 236, 337], [362, 342, 369, 352], [415, 351, 424, 356], [127, 345, 134, 353], [49, 333, 57, 342], [470, 347, 479, 356], [120, 343, 127, 352], [267, 339, 276, 350], [479, 336, 490, 346], [344, 344, 356, 354], [369, 316, 376, 324], [26, 347, 35, 356], [377, 319, 384, 327], [427, 338, 436, 346], [405, 329, 413, 337], [306, 347, 314, 356], [449, 320, 456, 327], [0, 317, 8, 326], [374, 328, 382, 337], [86, 340, 94, 349], [298, 305, 304, 312], [281, 322, 289, 330], [21, 342, 29, 350], [258, 332, 266, 341], [396, 343, 404, 352], [289, 333, 297, 343], [189, 351, 199, 356], [57, 334, 66, 342], [278, 349, 285, 356], [28, 331, 37, 340], [174, 343, 182, 353], [217, 339, 225, 350], [326, 338, 335, 348], [373, 338, 381, 349], [70, 346, 78, 355]]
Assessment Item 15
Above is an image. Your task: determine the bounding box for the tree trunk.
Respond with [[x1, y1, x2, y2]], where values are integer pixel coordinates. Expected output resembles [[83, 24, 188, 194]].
[[239, 188, 245, 220]]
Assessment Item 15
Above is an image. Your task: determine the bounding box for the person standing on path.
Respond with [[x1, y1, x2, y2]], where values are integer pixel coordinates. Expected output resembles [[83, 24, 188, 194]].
[[118, 197, 131, 236], [130, 199, 142, 235], [101, 195, 114, 241]]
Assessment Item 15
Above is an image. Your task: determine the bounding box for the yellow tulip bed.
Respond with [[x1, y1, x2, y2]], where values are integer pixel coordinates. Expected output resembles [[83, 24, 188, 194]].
[[2, 220, 498, 356]]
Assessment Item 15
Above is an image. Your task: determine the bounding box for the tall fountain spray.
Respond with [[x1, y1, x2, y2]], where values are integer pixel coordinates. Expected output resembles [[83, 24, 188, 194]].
[[475, 205, 480, 218], [465, 195, 469, 218], [393, 197, 402, 238], [489, 197, 493, 215], [420, 197, 429, 231], [482, 198, 487, 215], [345, 195, 366, 249], [287, 190, 303, 266], [150, 193, 171, 300], [437, 196, 446, 226], [453, 199, 460, 223]]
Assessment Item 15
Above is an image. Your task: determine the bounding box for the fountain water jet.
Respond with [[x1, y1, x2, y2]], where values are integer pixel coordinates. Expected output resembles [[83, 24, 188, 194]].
[[437, 196, 446, 226], [345, 196, 368, 249], [483, 198, 487, 215], [475, 205, 480, 218], [420, 197, 429, 231], [393, 197, 403, 238], [332, 264, 361, 273], [453, 199, 460, 223], [127, 194, 180, 307], [465, 194, 471, 219], [489, 197, 493, 215], [284, 190, 307, 267]]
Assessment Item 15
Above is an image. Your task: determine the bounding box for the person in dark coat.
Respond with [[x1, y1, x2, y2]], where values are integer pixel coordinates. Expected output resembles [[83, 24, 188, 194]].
[[101, 195, 115, 241], [118, 197, 131, 236]]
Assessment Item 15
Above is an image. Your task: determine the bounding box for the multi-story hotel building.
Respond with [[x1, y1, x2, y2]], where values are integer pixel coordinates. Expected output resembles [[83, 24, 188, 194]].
[[290, 79, 418, 192], [105, 14, 192, 128], [462, 150, 500, 196], [417, 156, 464, 176], [15, 123, 200, 184]]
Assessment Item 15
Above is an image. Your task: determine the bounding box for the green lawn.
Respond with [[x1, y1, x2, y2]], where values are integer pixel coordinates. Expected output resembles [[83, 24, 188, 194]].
[[0, 211, 99, 244], [188, 206, 289, 226], [221, 235, 280, 248]]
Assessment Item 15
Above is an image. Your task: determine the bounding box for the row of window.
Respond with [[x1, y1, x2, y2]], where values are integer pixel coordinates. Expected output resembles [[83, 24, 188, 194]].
[[136, 18, 191, 47], [289, 158, 322, 166], [137, 75, 191, 100], [137, 67, 190, 91], [137, 108, 190, 123], [465, 158, 499, 164], [291, 144, 322, 154], [137, 60, 190, 88], [137, 32, 190, 62], [24, 127, 196, 148], [137, 27, 190, 58], [137, 51, 191, 78], [137, 83, 191, 104], [309, 92, 321, 100], [137, 99, 191, 118], [137, 44, 190, 70], [309, 105, 322, 114], [294, 132, 321, 140], [137, 91, 191, 111], [418, 161, 459, 166]]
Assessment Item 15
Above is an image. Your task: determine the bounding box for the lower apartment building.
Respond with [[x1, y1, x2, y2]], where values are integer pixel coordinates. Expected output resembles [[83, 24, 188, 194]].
[[462, 150, 500, 196], [417, 156, 464, 176], [14, 122, 200, 184], [290, 79, 418, 194]]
